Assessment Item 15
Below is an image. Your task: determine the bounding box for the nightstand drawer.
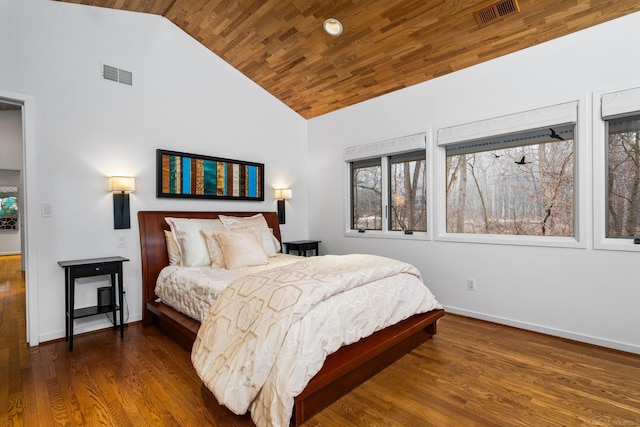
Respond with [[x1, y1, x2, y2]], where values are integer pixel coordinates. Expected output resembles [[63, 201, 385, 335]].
[[72, 262, 120, 277], [295, 242, 317, 252]]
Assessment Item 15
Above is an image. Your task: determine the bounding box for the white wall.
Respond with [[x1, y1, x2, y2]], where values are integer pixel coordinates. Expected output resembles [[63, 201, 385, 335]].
[[308, 12, 640, 353], [0, 0, 308, 343], [0, 109, 23, 255]]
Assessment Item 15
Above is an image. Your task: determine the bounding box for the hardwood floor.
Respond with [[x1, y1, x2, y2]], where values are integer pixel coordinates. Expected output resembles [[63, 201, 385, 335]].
[[1, 254, 639, 426]]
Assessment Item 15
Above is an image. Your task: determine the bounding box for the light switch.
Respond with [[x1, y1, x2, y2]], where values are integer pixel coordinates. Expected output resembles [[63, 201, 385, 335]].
[[41, 202, 53, 217]]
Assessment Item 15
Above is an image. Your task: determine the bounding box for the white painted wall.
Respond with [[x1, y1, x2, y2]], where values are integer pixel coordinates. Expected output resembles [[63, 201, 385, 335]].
[[0, 0, 308, 343], [308, 12, 640, 353], [0, 110, 23, 255]]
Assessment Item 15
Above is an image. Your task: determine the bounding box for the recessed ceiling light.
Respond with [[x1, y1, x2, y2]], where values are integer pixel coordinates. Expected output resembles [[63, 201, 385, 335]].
[[323, 18, 343, 36]]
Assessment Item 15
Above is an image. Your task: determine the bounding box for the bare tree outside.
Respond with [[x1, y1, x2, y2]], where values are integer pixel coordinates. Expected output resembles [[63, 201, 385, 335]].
[[446, 129, 575, 237], [390, 152, 426, 231], [352, 159, 382, 230], [607, 115, 640, 237]]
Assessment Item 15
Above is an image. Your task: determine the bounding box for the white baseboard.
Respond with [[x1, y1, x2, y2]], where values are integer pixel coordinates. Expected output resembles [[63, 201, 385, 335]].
[[39, 313, 143, 344], [443, 305, 640, 355], [0, 251, 21, 256]]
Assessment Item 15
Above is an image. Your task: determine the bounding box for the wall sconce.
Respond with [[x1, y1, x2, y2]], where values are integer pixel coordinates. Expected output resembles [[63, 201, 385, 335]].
[[109, 176, 135, 229], [275, 188, 292, 224]]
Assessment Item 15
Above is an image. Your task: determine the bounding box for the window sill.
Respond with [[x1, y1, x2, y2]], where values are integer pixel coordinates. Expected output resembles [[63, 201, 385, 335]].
[[344, 230, 430, 241], [594, 238, 640, 252], [436, 232, 585, 249]]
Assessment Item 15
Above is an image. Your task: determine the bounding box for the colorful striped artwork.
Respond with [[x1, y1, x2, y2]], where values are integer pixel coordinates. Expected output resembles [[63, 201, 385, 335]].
[[156, 149, 263, 200]]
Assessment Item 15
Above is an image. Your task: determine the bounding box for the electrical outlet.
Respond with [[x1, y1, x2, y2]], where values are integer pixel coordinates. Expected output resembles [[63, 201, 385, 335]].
[[117, 234, 127, 248], [467, 278, 477, 291]]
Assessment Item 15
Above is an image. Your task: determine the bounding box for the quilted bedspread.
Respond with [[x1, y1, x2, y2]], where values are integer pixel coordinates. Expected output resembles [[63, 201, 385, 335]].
[[191, 254, 441, 426]]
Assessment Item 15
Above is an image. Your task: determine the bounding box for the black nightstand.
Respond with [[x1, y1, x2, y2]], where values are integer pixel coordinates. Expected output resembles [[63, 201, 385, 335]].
[[283, 240, 321, 257], [58, 256, 129, 351]]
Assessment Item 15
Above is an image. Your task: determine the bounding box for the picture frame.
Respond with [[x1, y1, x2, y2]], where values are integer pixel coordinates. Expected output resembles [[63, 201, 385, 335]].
[[156, 149, 264, 201]]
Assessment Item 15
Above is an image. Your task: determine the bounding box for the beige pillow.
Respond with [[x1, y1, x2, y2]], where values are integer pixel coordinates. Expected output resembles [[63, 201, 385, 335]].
[[164, 230, 181, 265], [213, 230, 269, 269], [200, 229, 226, 267], [219, 213, 269, 230], [165, 217, 225, 267], [233, 226, 279, 257]]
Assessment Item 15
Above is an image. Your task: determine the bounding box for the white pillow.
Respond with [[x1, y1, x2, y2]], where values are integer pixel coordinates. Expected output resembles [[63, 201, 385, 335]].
[[165, 217, 225, 267], [213, 230, 269, 269], [270, 230, 282, 253], [164, 230, 181, 266]]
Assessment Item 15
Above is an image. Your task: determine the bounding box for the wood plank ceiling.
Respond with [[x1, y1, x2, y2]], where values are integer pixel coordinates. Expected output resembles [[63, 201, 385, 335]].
[[56, 0, 640, 119]]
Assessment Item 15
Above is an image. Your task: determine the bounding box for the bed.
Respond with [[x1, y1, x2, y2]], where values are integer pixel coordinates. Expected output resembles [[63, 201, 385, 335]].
[[138, 210, 444, 426]]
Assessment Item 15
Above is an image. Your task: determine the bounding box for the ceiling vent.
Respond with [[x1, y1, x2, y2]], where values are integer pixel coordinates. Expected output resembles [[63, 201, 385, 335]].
[[475, 0, 520, 26], [102, 64, 133, 86]]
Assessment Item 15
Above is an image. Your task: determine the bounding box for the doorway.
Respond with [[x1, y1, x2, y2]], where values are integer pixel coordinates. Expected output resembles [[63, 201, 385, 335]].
[[0, 93, 38, 345]]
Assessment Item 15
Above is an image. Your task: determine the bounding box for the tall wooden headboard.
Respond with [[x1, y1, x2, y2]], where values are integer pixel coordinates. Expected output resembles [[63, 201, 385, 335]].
[[137, 211, 282, 324]]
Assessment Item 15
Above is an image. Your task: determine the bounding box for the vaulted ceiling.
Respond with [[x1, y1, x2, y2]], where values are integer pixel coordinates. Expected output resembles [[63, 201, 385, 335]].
[[56, 0, 640, 119]]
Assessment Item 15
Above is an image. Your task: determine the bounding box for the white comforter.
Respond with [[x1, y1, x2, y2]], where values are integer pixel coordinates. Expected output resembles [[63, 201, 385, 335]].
[[155, 254, 300, 321], [191, 254, 442, 427]]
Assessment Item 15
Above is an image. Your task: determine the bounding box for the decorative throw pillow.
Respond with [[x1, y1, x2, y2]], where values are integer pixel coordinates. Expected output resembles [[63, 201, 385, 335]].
[[164, 230, 181, 266], [232, 226, 279, 257], [165, 217, 225, 267], [200, 229, 226, 268], [212, 230, 269, 269], [218, 214, 283, 256]]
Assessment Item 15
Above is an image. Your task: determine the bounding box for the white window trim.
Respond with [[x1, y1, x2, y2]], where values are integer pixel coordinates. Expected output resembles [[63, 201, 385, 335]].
[[435, 100, 586, 249], [344, 132, 431, 240], [593, 84, 640, 252]]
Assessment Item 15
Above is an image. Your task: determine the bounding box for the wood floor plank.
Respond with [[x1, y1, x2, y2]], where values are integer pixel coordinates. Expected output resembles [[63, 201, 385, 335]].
[[1, 254, 639, 426]]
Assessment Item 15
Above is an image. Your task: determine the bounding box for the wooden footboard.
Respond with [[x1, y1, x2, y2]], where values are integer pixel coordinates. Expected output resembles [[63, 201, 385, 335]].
[[291, 308, 444, 426], [138, 210, 444, 426], [146, 298, 443, 426]]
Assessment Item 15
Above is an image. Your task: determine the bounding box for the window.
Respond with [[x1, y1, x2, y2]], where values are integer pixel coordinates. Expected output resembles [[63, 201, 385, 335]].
[[389, 152, 426, 232], [351, 158, 382, 230], [605, 114, 640, 238], [346, 133, 427, 236], [445, 126, 575, 236], [437, 102, 579, 241]]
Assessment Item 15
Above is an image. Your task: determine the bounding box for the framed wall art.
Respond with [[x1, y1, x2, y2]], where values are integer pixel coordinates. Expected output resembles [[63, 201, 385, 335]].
[[156, 149, 264, 201]]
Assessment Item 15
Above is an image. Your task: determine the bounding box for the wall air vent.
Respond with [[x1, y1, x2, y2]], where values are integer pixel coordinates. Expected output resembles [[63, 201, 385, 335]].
[[475, 0, 520, 26], [102, 64, 133, 86]]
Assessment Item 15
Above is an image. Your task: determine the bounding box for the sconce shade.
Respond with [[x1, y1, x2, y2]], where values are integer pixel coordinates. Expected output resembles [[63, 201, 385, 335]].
[[109, 176, 135, 193], [275, 188, 292, 200]]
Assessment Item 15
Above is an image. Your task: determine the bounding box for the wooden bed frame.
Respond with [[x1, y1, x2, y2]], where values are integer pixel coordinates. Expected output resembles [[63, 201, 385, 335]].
[[138, 210, 444, 426]]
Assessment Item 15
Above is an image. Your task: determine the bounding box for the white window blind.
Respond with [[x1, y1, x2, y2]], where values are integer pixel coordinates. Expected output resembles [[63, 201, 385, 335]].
[[345, 133, 426, 161], [601, 87, 640, 118], [437, 101, 578, 146]]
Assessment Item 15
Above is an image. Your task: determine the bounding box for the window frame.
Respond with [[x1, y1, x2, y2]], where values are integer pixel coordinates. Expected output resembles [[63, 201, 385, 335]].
[[344, 133, 431, 240], [435, 101, 586, 249], [593, 85, 640, 252]]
